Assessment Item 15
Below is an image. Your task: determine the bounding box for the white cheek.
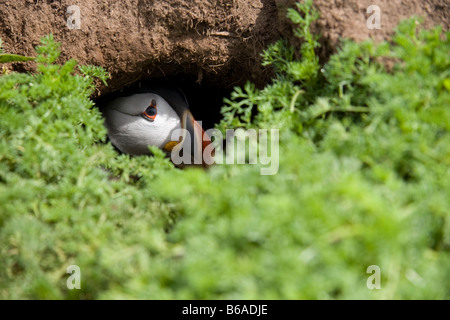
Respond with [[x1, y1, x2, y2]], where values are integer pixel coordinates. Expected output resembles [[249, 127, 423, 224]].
[[108, 114, 181, 155], [103, 96, 183, 155], [142, 115, 181, 148]]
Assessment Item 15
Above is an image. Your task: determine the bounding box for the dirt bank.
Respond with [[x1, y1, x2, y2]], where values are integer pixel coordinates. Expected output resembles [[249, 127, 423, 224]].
[[1, 0, 448, 96]]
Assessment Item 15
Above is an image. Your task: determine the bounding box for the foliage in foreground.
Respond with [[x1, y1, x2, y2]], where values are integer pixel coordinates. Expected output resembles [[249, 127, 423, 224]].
[[0, 0, 449, 299]]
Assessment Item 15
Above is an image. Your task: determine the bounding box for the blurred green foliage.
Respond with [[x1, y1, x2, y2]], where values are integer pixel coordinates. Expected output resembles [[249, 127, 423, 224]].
[[1, 0, 449, 299]]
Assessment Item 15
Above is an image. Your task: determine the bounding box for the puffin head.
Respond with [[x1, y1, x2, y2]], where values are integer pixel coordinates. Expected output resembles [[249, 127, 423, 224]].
[[102, 90, 213, 166]]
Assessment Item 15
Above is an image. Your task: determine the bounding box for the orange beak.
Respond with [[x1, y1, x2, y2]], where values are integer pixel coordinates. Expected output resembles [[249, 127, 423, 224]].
[[180, 110, 214, 167]]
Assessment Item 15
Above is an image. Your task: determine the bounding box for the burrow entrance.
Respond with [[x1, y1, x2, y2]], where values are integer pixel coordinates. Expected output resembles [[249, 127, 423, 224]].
[[95, 74, 233, 134]]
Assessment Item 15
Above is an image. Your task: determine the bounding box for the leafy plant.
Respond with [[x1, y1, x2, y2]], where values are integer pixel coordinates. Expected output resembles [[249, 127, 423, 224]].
[[0, 35, 175, 299], [151, 1, 449, 299]]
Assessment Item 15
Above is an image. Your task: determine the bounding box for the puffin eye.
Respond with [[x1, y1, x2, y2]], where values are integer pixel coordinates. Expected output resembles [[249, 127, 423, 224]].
[[142, 99, 157, 121]]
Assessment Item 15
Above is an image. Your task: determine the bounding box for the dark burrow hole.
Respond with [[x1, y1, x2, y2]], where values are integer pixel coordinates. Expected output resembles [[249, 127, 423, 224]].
[[95, 74, 231, 132]]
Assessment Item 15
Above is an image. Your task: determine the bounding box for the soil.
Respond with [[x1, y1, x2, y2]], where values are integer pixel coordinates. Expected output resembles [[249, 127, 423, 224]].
[[0, 0, 448, 98]]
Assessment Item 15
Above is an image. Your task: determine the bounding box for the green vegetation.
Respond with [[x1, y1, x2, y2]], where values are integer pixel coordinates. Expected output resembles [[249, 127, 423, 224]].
[[1, 0, 449, 299], [0, 39, 35, 63]]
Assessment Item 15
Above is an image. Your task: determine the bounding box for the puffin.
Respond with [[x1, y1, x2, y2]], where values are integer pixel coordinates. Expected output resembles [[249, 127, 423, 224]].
[[100, 83, 213, 166]]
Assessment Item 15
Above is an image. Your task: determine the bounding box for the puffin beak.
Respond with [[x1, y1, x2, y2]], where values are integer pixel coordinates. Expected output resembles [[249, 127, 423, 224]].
[[177, 110, 214, 167]]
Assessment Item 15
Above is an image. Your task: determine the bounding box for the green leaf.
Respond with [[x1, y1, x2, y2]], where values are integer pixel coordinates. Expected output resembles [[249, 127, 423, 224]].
[[0, 53, 35, 63]]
